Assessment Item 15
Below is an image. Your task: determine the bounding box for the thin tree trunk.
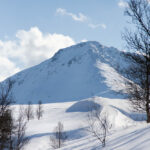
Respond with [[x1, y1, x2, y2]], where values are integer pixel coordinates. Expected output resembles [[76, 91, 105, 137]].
[[146, 61, 150, 123], [146, 103, 150, 122], [59, 132, 61, 148]]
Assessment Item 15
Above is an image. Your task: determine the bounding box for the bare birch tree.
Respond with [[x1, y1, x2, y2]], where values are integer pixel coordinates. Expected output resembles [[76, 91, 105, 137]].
[[12, 107, 29, 150], [50, 122, 67, 149], [36, 100, 43, 120], [25, 101, 34, 121], [87, 105, 111, 147], [122, 0, 150, 122], [0, 80, 29, 150]]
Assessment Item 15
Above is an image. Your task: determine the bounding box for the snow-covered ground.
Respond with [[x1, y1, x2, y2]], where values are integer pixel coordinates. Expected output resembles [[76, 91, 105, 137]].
[[12, 96, 149, 150]]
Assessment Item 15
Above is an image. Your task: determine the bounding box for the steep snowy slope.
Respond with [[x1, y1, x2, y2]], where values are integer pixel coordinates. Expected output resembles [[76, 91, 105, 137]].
[[8, 41, 126, 104]]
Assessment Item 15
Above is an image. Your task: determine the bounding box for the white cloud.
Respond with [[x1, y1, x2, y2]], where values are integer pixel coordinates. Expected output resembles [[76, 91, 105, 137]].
[[0, 27, 75, 81], [0, 56, 20, 81], [56, 8, 87, 22], [147, 0, 150, 3], [88, 23, 107, 29], [81, 39, 87, 42], [118, 0, 128, 8]]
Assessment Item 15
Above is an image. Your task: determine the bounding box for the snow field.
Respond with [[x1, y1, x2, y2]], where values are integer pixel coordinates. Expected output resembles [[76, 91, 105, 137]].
[[11, 97, 149, 150]]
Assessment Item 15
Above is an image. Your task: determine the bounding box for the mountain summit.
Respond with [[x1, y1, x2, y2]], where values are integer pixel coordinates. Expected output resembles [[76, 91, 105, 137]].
[[8, 41, 126, 103]]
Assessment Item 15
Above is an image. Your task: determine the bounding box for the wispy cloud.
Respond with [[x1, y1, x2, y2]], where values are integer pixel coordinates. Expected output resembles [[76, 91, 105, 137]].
[[88, 23, 107, 29], [56, 8, 106, 30], [118, 0, 128, 8], [56, 8, 87, 22]]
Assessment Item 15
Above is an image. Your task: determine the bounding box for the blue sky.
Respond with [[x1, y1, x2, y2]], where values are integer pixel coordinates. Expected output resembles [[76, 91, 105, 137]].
[[0, 0, 129, 80], [0, 0, 128, 47]]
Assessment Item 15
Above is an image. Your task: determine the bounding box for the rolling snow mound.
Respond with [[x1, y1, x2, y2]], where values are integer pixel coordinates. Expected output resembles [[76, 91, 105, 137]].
[[67, 97, 135, 129]]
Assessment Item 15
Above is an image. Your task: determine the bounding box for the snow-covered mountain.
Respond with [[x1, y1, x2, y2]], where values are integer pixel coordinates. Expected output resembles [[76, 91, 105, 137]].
[[8, 41, 127, 104], [6, 41, 149, 150]]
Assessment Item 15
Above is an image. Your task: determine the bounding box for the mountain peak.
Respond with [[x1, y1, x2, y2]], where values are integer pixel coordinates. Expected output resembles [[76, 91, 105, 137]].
[[7, 41, 125, 104]]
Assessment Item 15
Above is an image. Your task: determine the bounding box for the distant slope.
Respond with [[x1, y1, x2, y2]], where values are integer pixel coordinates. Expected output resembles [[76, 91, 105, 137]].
[[7, 41, 127, 104]]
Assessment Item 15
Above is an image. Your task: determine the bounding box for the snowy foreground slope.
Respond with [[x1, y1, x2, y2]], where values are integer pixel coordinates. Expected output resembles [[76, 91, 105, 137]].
[[8, 41, 126, 104], [12, 97, 148, 150]]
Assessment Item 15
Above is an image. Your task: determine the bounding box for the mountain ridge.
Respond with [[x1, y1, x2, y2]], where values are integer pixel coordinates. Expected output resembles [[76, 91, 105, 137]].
[[5, 41, 126, 104]]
